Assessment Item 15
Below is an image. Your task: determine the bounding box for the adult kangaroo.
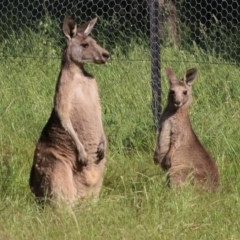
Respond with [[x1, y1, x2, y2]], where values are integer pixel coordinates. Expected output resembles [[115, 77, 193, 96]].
[[154, 67, 219, 191], [29, 16, 110, 204]]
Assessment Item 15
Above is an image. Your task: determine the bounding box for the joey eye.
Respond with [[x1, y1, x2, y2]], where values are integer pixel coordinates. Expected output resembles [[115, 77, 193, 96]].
[[81, 43, 89, 48], [170, 90, 175, 95], [183, 90, 187, 95]]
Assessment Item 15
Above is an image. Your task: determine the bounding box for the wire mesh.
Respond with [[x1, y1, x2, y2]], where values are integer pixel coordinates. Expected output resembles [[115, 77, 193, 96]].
[[0, 0, 150, 59], [0, 1, 239, 60], [0, 1, 239, 59]]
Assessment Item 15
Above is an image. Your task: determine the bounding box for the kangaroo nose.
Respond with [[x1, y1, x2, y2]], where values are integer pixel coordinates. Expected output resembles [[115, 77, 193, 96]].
[[102, 52, 110, 60], [174, 100, 181, 107]]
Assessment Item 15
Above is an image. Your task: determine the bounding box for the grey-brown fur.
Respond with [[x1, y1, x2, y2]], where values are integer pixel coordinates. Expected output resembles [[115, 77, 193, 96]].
[[154, 67, 219, 190], [29, 16, 109, 204]]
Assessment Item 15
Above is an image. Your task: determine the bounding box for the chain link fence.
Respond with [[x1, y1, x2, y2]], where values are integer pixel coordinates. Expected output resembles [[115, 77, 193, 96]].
[[0, 0, 240, 126], [1, 1, 239, 59], [0, 0, 150, 58]]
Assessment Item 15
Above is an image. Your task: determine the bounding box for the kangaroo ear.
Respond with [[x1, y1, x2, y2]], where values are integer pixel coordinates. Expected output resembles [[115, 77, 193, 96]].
[[165, 67, 178, 85], [77, 17, 97, 36], [184, 68, 197, 86], [63, 16, 77, 39]]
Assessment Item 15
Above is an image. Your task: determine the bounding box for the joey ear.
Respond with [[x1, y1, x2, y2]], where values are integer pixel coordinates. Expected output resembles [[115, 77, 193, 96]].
[[77, 17, 97, 36], [63, 16, 77, 39], [165, 67, 178, 84], [184, 68, 197, 86]]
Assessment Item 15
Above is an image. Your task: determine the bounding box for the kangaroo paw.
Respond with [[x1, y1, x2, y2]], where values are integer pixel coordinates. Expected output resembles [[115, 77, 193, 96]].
[[77, 147, 88, 166], [153, 151, 160, 165], [161, 157, 171, 171], [96, 145, 105, 163]]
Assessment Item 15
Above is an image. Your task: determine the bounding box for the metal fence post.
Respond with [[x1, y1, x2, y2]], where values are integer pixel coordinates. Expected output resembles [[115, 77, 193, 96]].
[[149, 0, 162, 130]]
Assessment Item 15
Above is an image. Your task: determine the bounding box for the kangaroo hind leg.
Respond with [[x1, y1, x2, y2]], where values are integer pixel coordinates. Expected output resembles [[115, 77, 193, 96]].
[[50, 161, 77, 204]]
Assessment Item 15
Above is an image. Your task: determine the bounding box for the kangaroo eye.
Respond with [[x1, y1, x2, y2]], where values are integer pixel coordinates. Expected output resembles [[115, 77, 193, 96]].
[[81, 43, 89, 48], [183, 90, 187, 95], [170, 90, 175, 95]]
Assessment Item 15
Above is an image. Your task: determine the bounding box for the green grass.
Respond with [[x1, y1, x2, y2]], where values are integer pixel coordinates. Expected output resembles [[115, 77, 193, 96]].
[[0, 31, 240, 240]]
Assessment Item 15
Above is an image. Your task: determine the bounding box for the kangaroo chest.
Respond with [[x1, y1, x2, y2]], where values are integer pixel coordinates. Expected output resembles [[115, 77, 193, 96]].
[[57, 72, 103, 143], [71, 78, 100, 112], [167, 113, 191, 148], [71, 76, 102, 127]]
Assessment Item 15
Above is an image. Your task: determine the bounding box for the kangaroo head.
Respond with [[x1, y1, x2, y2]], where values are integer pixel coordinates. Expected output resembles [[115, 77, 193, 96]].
[[63, 16, 110, 65], [166, 67, 197, 109]]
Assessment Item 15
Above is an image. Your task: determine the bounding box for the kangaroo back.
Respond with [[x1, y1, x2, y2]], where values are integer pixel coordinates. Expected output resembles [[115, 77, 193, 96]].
[[154, 67, 219, 191]]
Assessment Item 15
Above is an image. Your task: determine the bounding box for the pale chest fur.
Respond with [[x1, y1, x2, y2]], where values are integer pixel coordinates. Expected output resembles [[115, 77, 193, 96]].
[[56, 71, 104, 149], [162, 110, 193, 152], [70, 73, 101, 116]]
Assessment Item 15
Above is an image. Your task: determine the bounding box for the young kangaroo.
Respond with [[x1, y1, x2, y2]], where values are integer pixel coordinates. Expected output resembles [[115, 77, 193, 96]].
[[29, 16, 110, 204], [154, 67, 219, 191]]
